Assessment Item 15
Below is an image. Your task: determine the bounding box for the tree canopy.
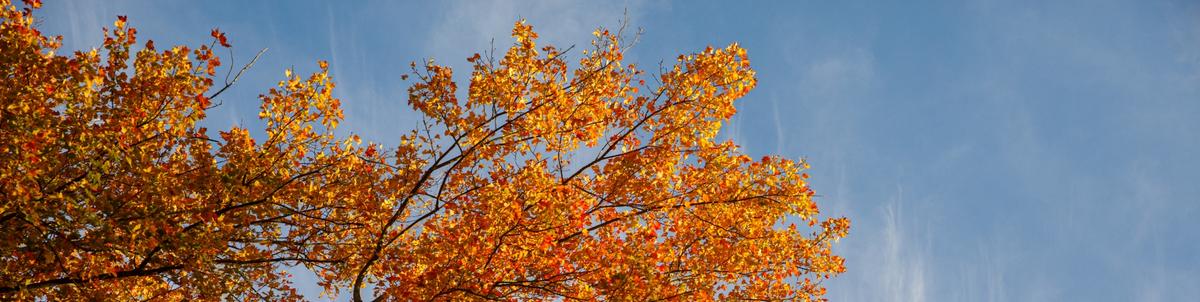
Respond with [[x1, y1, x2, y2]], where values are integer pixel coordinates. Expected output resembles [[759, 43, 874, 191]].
[[0, 0, 848, 300]]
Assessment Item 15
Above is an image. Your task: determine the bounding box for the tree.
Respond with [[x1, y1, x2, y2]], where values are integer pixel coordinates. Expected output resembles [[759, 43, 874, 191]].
[[0, 1, 849, 300]]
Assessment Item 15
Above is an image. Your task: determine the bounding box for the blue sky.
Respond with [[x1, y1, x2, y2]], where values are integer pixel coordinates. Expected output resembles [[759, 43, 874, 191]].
[[37, 1, 1200, 300]]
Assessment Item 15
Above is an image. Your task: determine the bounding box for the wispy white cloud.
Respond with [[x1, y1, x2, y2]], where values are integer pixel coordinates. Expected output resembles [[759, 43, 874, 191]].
[[797, 50, 875, 99], [879, 187, 929, 302], [425, 1, 643, 62], [773, 48, 874, 160], [826, 185, 932, 302], [769, 98, 783, 154]]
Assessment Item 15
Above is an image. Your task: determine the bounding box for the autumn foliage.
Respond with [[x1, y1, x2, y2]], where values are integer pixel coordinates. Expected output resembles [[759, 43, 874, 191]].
[[0, 1, 849, 300]]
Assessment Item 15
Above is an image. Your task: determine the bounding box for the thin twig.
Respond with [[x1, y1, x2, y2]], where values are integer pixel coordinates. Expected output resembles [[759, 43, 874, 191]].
[[206, 48, 268, 101]]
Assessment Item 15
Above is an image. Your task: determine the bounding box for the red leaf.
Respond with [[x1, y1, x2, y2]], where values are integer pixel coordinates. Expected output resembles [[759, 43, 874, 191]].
[[211, 28, 230, 47]]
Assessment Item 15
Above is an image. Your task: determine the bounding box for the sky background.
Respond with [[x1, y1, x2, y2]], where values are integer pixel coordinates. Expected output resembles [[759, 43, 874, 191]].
[[35, 1, 1200, 301]]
